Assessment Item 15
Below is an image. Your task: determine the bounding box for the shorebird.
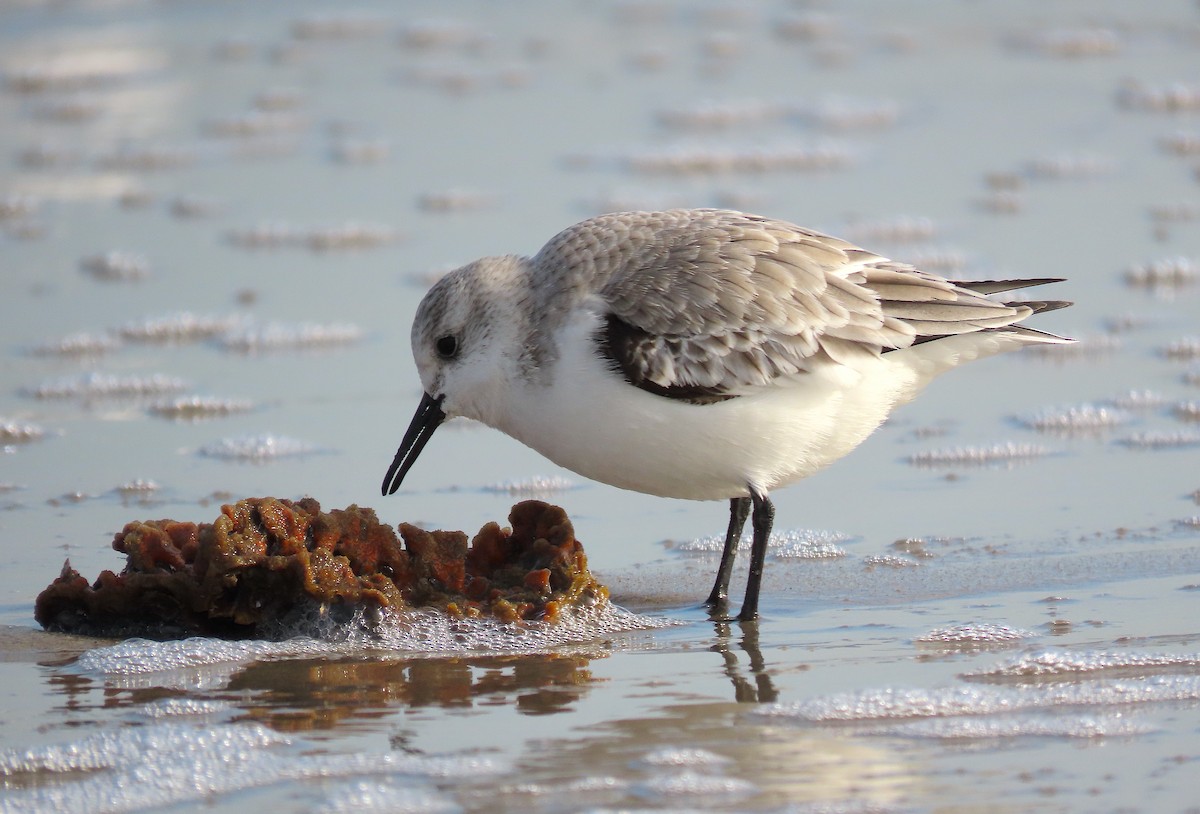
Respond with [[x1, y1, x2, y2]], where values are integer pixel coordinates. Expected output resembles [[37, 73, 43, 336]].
[[383, 209, 1072, 620]]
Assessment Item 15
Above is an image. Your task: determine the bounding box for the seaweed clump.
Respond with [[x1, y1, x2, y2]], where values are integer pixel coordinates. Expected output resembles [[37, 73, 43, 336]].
[[34, 498, 606, 638]]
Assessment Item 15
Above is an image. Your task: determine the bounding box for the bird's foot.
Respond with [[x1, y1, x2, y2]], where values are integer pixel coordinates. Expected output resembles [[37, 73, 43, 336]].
[[703, 594, 731, 621], [735, 605, 759, 624], [703, 589, 727, 609]]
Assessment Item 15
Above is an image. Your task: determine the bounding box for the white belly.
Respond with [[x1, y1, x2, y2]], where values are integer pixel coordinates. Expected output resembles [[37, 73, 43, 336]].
[[484, 320, 979, 501]]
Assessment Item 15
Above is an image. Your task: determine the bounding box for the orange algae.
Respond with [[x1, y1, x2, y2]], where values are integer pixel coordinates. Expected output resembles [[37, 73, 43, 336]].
[[35, 498, 607, 638]]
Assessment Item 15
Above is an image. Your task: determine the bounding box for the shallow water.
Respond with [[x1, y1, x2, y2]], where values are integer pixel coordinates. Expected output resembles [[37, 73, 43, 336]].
[[2, 1, 1200, 811]]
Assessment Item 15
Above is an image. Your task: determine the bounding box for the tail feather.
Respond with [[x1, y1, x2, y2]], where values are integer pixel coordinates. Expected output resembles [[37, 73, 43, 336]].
[[1001, 298, 1073, 315], [954, 277, 1066, 295], [902, 278, 1074, 348], [1000, 324, 1075, 344]]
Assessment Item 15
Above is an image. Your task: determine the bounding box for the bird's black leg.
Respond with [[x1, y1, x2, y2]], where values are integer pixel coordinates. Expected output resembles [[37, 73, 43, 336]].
[[737, 488, 774, 622], [705, 496, 750, 609]]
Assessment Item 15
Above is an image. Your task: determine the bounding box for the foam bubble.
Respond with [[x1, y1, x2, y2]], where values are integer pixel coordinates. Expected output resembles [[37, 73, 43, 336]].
[[72, 602, 675, 689], [219, 322, 363, 353], [314, 779, 459, 814], [481, 475, 578, 497], [418, 189, 497, 213], [1117, 430, 1200, 450], [118, 312, 246, 343], [26, 372, 189, 400], [148, 395, 255, 421], [137, 698, 232, 718], [1117, 80, 1200, 113], [1106, 389, 1168, 410], [114, 478, 160, 494], [772, 529, 851, 559], [0, 721, 285, 776], [1174, 401, 1200, 422], [673, 527, 851, 559], [606, 142, 856, 176], [75, 637, 306, 691], [915, 623, 1037, 645], [227, 221, 397, 251], [754, 674, 1200, 725], [1163, 337, 1200, 361], [31, 331, 121, 356], [863, 555, 918, 569], [965, 649, 1200, 680], [906, 441, 1050, 467], [1160, 130, 1200, 156], [638, 747, 731, 768], [0, 721, 497, 813], [358, 603, 672, 655], [871, 713, 1150, 740], [79, 250, 150, 281], [0, 418, 46, 445], [1125, 256, 1198, 288], [1017, 403, 1129, 434], [634, 770, 757, 799], [657, 99, 786, 130], [196, 432, 319, 461], [1016, 27, 1121, 59]]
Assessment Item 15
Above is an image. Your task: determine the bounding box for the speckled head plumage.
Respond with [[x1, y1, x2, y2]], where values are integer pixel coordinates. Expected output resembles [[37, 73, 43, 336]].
[[408, 254, 535, 410]]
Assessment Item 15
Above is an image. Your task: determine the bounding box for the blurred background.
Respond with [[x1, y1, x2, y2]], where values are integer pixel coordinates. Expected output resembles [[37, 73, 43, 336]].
[[2, 2, 1200, 811]]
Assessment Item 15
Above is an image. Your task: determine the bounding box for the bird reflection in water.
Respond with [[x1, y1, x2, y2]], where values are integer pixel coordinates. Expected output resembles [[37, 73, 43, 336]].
[[711, 620, 780, 704]]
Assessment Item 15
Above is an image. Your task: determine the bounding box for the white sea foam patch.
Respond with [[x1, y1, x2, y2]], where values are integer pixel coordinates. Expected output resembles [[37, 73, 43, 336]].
[[75, 638, 299, 691], [623, 748, 761, 805], [358, 603, 676, 654], [856, 713, 1150, 740], [964, 649, 1200, 681], [906, 441, 1051, 468], [219, 321, 364, 353], [148, 394, 255, 421], [915, 623, 1037, 646], [637, 747, 732, 769], [196, 432, 320, 461], [634, 770, 758, 800], [137, 697, 232, 718], [0, 721, 497, 814], [312, 778, 459, 814], [673, 528, 851, 559], [751, 656, 1200, 740], [25, 371, 189, 400], [756, 678, 1200, 721], [1117, 430, 1200, 450], [481, 474, 579, 497], [72, 602, 676, 688], [1015, 403, 1131, 434]]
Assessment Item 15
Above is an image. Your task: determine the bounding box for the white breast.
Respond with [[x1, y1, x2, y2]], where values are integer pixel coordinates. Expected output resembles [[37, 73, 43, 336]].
[[486, 314, 943, 501]]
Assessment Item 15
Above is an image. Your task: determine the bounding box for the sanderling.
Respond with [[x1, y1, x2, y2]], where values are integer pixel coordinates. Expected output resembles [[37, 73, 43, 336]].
[[382, 208, 1072, 621]]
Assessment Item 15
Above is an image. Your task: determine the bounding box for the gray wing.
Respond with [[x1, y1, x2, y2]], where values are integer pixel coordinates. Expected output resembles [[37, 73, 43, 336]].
[[536, 209, 1058, 400]]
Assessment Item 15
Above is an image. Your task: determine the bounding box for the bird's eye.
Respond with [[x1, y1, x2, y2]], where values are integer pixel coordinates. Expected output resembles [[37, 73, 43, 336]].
[[435, 335, 459, 359]]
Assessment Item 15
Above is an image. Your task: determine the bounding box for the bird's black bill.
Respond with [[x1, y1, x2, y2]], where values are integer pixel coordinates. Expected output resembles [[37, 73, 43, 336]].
[[381, 392, 446, 496]]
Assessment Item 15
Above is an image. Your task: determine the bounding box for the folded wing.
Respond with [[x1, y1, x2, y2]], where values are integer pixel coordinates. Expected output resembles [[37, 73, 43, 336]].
[[575, 209, 1068, 402]]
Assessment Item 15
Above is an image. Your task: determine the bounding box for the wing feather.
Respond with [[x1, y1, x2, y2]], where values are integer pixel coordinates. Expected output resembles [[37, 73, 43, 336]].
[[529, 209, 1068, 401]]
